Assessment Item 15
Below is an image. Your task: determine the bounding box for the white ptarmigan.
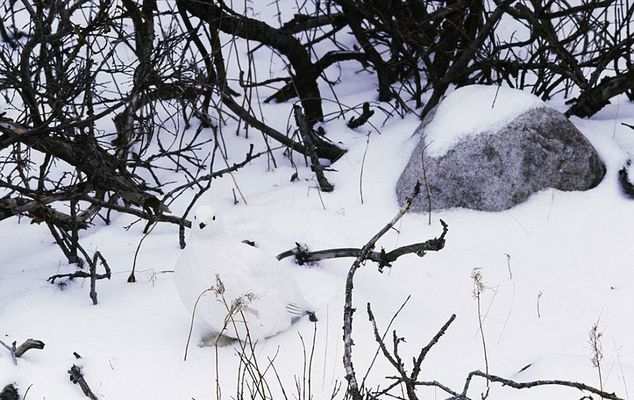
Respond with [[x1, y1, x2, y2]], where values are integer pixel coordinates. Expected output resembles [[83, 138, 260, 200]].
[[175, 205, 316, 342]]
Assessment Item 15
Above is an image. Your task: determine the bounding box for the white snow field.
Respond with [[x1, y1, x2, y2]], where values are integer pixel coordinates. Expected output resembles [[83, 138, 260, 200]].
[[1, 2, 634, 399], [1, 91, 633, 399]]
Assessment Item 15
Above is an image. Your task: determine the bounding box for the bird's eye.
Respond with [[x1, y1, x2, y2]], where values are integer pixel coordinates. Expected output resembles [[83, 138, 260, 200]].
[[212, 216, 216, 221], [199, 222, 207, 229]]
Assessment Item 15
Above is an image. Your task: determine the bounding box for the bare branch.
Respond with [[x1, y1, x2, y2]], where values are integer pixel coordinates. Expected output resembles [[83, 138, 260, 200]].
[[68, 365, 99, 400]]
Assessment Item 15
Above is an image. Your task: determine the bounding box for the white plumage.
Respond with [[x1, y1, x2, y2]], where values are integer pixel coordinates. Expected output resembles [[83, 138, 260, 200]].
[[175, 205, 315, 341]]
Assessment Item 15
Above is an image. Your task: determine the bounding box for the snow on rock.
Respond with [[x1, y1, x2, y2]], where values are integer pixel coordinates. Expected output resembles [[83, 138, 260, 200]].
[[424, 84, 545, 157], [397, 107, 606, 211]]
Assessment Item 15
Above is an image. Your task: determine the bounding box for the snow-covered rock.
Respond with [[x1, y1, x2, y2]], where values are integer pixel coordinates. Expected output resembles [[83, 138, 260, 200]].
[[397, 102, 606, 211]]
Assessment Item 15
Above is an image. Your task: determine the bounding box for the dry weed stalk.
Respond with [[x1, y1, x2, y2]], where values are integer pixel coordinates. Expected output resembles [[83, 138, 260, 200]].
[[184, 275, 325, 400], [471, 268, 490, 399], [590, 321, 605, 395]]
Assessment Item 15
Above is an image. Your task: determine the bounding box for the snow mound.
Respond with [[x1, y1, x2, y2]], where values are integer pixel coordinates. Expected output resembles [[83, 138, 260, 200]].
[[424, 85, 546, 157]]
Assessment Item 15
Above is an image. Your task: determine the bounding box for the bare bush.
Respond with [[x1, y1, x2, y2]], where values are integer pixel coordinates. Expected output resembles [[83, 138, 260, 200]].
[[0, 0, 631, 298]]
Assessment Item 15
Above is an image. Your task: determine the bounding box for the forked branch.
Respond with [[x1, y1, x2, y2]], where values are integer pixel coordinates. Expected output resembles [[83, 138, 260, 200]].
[[342, 182, 448, 400], [277, 220, 448, 270]]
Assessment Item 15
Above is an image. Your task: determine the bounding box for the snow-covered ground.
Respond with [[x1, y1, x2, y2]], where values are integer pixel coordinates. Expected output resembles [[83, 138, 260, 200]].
[[2, 90, 634, 399], [2, 2, 634, 399]]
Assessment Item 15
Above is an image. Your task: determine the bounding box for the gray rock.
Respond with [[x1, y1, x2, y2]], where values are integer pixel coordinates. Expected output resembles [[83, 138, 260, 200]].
[[397, 107, 606, 212]]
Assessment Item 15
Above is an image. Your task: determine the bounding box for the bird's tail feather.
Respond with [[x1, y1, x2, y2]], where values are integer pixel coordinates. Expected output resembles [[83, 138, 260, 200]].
[[286, 303, 318, 322]]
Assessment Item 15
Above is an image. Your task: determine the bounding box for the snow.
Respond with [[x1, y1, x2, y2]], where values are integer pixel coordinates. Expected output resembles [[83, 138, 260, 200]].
[[2, 98, 634, 399], [2, 4, 634, 400], [424, 85, 546, 157]]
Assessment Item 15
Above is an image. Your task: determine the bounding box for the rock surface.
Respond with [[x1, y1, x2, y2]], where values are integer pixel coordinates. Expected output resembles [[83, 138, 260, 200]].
[[396, 107, 606, 212]]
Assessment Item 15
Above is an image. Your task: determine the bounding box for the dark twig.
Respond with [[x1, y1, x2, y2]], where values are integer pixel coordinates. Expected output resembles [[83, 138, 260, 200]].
[[366, 308, 622, 400], [367, 305, 455, 400], [343, 182, 434, 400], [0, 338, 45, 365], [347, 103, 375, 129], [411, 314, 456, 381], [459, 371, 623, 400], [360, 296, 412, 391], [277, 221, 448, 270], [48, 251, 111, 305], [14, 339, 45, 358], [294, 105, 334, 192], [47, 269, 110, 284], [68, 365, 99, 400], [566, 69, 634, 118]]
